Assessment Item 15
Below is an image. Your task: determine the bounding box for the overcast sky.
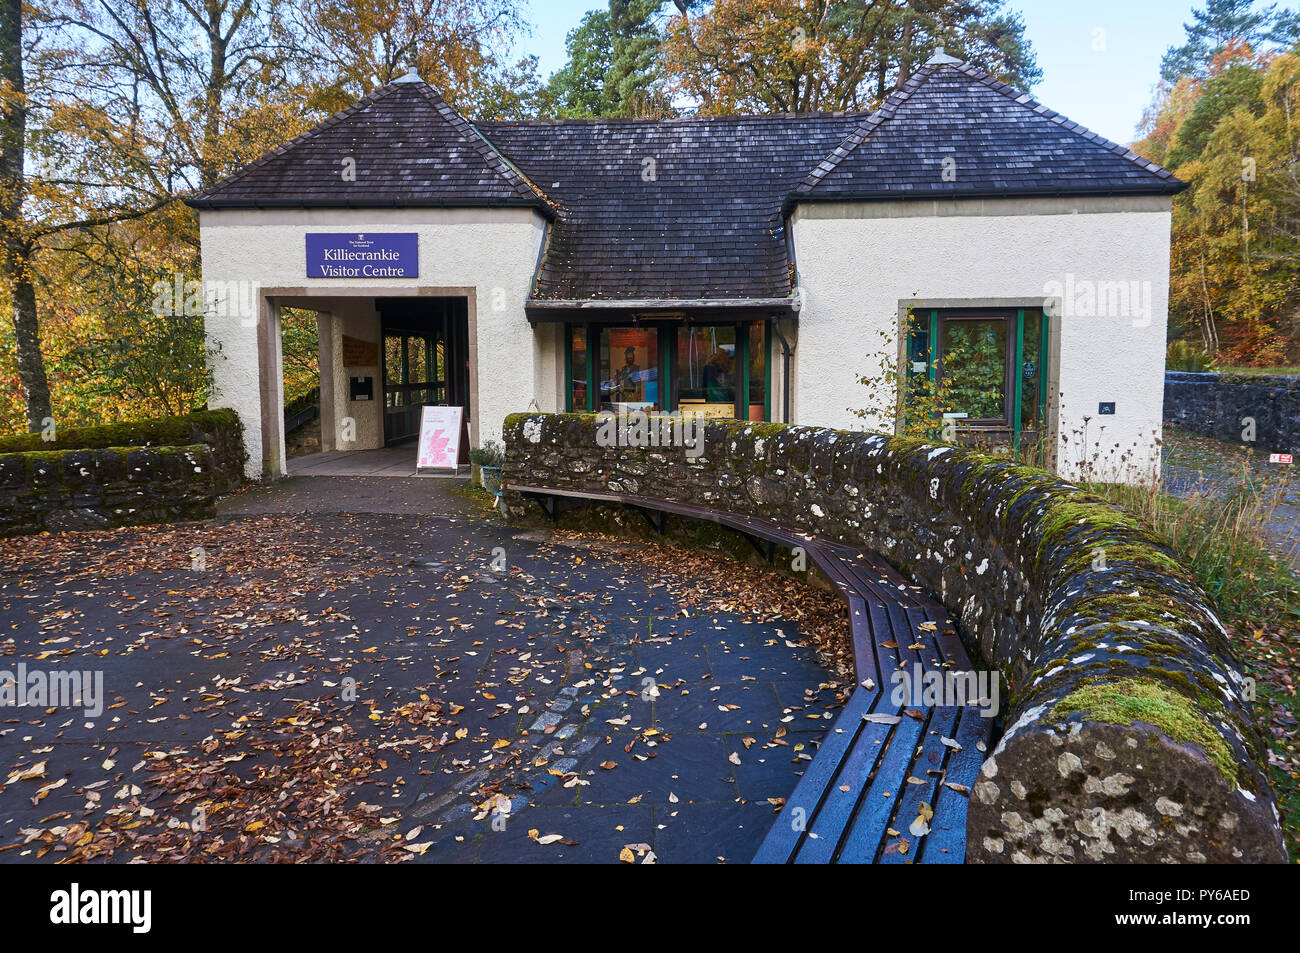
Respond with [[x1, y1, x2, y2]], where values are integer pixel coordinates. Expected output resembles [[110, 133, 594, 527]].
[[517, 0, 1208, 145]]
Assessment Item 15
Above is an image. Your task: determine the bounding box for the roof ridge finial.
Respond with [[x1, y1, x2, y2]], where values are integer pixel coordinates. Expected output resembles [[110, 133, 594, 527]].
[[393, 61, 422, 84], [926, 47, 962, 66]]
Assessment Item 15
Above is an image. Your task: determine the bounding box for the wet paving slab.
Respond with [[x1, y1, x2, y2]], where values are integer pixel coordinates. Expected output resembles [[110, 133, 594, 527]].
[[0, 484, 846, 863]]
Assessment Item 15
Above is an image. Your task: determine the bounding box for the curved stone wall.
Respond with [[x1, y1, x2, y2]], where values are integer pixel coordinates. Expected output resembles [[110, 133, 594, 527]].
[[502, 412, 1287, 863]]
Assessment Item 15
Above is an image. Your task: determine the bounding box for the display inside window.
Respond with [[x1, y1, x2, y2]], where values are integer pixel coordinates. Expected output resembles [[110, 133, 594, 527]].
[[677, 325, 736, 419], [940, 317, 1008, 422], [600, 327, 659, 411], [569, 326, 588, 411]]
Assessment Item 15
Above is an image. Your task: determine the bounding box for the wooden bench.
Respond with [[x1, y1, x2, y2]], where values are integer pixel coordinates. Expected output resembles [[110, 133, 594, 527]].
[[509, 484, 995, 864]]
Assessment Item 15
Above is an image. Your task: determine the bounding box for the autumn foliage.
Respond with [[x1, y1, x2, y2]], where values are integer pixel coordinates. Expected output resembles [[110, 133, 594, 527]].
[[1136, 40, 1300, 366]]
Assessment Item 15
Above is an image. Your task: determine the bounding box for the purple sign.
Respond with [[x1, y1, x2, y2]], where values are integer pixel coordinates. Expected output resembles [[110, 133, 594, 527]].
[[306, 232, 418, 278]]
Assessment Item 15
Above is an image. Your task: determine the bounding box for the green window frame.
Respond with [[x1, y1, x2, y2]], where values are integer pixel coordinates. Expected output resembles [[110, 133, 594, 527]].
[[566, 320, 771, 420], [922, 306, 1051, 460]]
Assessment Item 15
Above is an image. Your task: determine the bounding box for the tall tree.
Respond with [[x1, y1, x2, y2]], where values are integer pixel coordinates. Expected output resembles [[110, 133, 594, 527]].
[[662, 0, 1039, 116], [289, 0, 542, 119], [0, 0, 52, 429], [543, 9, 618, 117], [63, 0, 306, 194], [1139, 42, 1300, 364], [606, 0, 673, 116], [542, 2, 673, 118], [1161, 0, 1300, 81], [0, 0, 303, 432]]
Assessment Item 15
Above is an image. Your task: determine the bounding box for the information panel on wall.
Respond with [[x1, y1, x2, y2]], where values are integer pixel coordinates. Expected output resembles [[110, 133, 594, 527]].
[[416, 405, 463, 471], [306, 233, 418, 278], [341, 335, 379, 367]]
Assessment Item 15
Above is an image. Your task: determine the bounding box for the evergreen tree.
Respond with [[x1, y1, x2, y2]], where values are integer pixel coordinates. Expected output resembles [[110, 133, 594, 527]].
[[1161, 0, 1300, 81], [543, 10, 618, 117]]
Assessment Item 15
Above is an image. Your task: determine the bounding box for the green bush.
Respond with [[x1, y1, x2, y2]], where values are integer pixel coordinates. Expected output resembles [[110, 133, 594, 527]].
[[469, 439, 505, 469], [1166, 340, 1215, 372]]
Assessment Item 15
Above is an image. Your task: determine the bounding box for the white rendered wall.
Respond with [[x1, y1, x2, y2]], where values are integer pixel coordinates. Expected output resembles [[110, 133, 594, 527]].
[[791, 196, 1174, 483], [199, 207, 548, 478]]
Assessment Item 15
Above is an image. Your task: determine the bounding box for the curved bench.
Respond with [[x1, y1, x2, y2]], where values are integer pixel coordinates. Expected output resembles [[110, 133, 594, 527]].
[[503, 413, 1288, 864], [510, 483, 995, 862]]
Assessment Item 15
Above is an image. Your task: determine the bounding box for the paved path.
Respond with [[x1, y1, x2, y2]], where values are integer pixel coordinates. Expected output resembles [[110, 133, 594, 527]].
[[1162, 425, 1299, 570], [0, 479, 846, 863], [286, 446, 466, 478]]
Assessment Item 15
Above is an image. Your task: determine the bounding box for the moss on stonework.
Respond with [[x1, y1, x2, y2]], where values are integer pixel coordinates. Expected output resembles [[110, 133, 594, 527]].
[[1057, 542, 1183, 576], [743, 421, 792, 442], [0, 408, 239, 455], [1069, 591, 1184, 627], [1051, 676, 1237, 786], [1037, 498, 1141, 541]]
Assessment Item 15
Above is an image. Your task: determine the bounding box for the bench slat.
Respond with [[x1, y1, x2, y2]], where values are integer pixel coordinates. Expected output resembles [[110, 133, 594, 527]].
[[830, 712, 928, 863], [751, 688, 877, 863], [877, 705, 959, 864], [919, 705, 994, 863]]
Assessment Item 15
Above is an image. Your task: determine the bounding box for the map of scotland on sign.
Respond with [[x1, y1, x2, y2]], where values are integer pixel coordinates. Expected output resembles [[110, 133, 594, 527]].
[[417, 405, 463, 470], [306, 233, 418, 278]]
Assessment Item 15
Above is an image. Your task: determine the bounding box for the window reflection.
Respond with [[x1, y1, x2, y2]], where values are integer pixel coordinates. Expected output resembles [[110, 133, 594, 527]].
[[677, 325, 736, 419], [600, 327, 658, 411]]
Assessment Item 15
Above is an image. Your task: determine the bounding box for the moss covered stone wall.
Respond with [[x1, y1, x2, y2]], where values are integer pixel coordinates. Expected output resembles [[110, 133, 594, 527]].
[[502, 412, 1287, 864], [0, 409, 246, 493], [0, 445, 218, 537]]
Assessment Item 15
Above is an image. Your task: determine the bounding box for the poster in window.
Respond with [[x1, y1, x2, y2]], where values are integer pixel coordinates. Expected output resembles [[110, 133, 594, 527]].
[[416, 405, 463, 470]]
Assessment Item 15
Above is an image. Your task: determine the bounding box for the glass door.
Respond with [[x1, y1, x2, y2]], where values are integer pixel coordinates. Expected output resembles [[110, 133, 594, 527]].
[[926, 308, 1049, 459], [676, 324, 737, 420], [937, 313, 1012, 443], [383, 330, 444, 444]]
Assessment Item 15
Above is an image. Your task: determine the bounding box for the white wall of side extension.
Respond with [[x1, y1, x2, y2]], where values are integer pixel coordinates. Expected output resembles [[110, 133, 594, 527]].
[[790, 195, 1174, 484], [199, 206, 548, 479]]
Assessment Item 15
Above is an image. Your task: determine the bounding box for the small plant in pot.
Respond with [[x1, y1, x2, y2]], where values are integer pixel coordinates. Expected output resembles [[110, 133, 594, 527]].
[[469, 440, 505, 496]]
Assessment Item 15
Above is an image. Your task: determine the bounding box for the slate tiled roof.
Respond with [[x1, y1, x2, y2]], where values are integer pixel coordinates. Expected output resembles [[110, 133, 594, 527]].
[[187, 78, 556, 214], [793, 60, 1185, 205], [479, 114, 860, 301], [190, 59, 1183, 303]]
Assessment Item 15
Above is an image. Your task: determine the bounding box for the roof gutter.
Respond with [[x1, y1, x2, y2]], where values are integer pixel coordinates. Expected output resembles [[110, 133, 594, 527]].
[[524, 297, 799, 327]]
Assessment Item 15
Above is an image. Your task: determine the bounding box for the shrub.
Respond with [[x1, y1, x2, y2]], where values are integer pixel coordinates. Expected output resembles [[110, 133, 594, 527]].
[[1167, 339, 1216, 372], [469, 439, 505, 469]]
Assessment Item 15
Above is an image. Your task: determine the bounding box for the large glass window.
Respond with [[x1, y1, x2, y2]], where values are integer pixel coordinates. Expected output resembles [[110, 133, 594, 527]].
[[676, 325, 736, 419], [939, 315, 1009, 422], [918, 308, 1050, 460], [600, 326, 659, 411], [564, 321, 770, 419]]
